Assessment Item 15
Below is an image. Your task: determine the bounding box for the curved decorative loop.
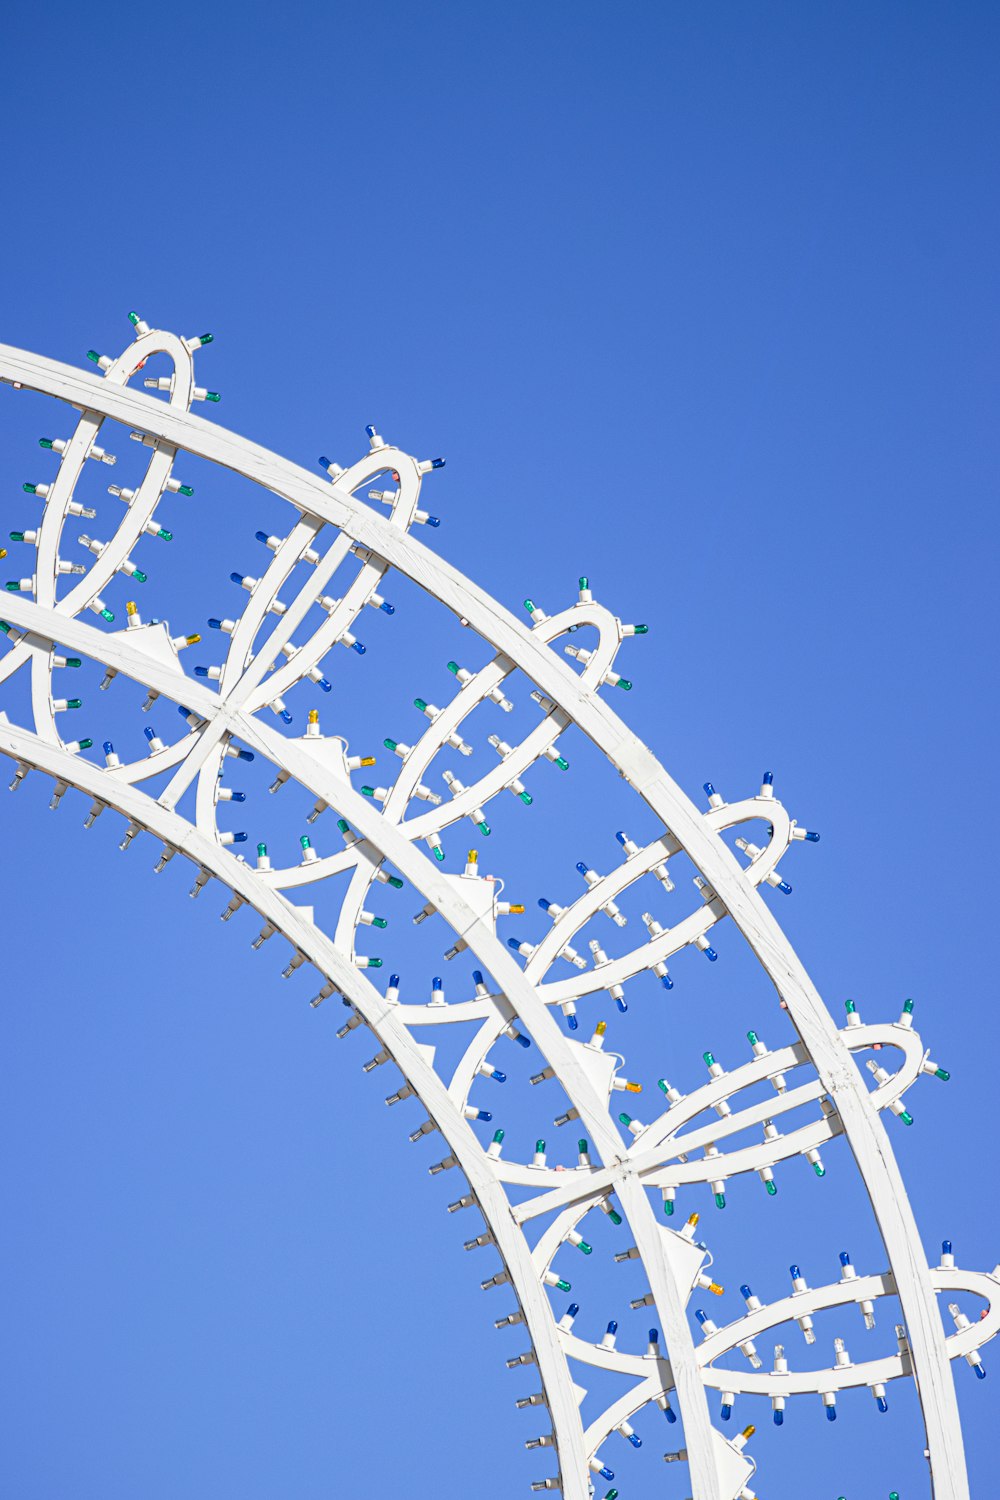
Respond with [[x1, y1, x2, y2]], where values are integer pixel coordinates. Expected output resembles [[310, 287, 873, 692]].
[[0, 316, 987, 1500]]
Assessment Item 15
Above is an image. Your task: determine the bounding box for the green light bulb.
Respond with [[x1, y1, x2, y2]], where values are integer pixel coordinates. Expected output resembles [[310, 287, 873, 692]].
[[555, 1278, 571, 1293], [554, 755, 569, 770], [413, 697, 427, 712], [664, 1199, 674, 1216], [616, 678, 632, 690], [133, 570, 148, 583], [99, 608, 114, 622], [77, 738, 93, 750], [477, 820, 491, 836], [383, 737, 398, 751], [38, 437, 54, 449], [178, 484, 194, 497], [518, 791, 532, 805], [765, 1180, 777, 1196], [433, 846, 445, 861], [747, 1030, 759, 1045], [386, 875, 404, 889], [372, 917, 388, 930], [715, 1192, 726, 1209]]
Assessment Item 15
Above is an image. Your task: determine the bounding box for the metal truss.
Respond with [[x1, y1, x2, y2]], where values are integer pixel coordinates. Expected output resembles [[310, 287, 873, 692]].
[[0, 316, 990, 1500]]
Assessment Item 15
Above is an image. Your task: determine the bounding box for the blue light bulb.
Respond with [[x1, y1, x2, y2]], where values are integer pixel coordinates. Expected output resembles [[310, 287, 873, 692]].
[[804, 830, 821, 841], [473, 1109, 492, 1123], [233, 747, 254, 761], [208, 618, 223, 629], [538, 897, 552, 910], [615, 831, 627, 846], [566, 1303, 579, 1318], [660, 973, 674, 989], [231, 832, 248, 843], [839, 1251, 851, 1267], [598, 1467, 614, 1482], [762, 771, 773, 786], [615, 997, 628, 1013], [379, 599, 395, 613], [567, 1014, 578, 1030], [789, 1264, 801, 1280], [389, 974, 400, 987], [507, 938, 522, 952], [626, 1432, 641, 1448], [776, 879, 792, 894], [102, 740, 114, 754], [720, 1400, 732, 1420], [254, 530, 269, 544], [490, 1069, 506, 1083], [648, 1328, 658, 1343], [279, 710, 293, 724], [364, 425, 377, 439], [975, 1363, 987, 1379], [351, 640, 366, 654], [694, 1309, 708, 1325], [229, 571, 244, 585], [430, 457, 446, 469], [230, 791, 246, 803], [606, 1320, 618, 1335], [575, 861, 589, 876], [194, 665, 210, 676], [741, 1284, 753, 1300], [703, 946, 718, 961], [318, 456, 332, 471], [773, 1409, 783, 1425], [876, 1395, 889, 1412], [703, 782, 716, 796], [318, 677, 332, 692], [663, 1404, 676, 1423], [943, 1239, 953, 1256]]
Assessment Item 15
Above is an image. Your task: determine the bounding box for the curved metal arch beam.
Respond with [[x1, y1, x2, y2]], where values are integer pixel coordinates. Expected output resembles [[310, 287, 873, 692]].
[[0, 599, 722, 1498], [0, 343, 969, 1498]]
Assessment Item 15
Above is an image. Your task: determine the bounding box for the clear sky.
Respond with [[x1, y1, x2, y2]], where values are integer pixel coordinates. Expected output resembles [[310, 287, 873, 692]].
[[0, 4, 997, 1499]]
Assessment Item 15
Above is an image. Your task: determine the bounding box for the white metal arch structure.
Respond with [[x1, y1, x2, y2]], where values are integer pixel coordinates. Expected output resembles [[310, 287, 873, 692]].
[[0, 317, 990, 1500]]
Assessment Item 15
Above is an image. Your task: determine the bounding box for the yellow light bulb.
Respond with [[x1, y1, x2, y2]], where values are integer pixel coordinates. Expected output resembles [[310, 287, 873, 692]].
[[308, 708, 319, 724], [185, 633, 201, 645], [741, 1424, 756, 1440], [624, 1081, 642, 1093], [595, 1021, 607, 1037], [508, 903, 525, 914], [126, 600, 137, 616], [686, 1212, 700, 1227], [467, 849, 478, 864], [709, 1281, 724, 1295], [360, 756, 376, 766]]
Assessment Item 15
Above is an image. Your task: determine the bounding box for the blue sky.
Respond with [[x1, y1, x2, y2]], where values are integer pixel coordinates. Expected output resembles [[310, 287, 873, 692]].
[[0, 4, 997, 1498]]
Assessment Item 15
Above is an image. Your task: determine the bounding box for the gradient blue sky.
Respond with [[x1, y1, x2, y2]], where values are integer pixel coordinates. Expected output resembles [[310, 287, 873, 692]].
[[1, 4, 997, 1498]]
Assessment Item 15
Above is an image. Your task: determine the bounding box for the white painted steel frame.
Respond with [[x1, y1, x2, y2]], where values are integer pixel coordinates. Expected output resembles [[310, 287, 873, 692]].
[[0, 338, 978, 1499]]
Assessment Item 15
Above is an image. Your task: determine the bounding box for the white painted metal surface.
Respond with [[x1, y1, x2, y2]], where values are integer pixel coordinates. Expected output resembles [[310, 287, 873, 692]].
[[0, 318, 989, 1499]]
